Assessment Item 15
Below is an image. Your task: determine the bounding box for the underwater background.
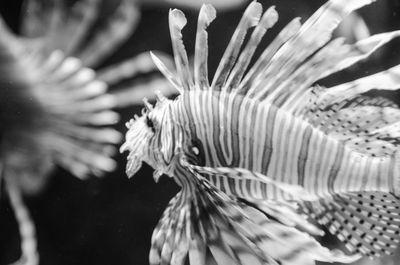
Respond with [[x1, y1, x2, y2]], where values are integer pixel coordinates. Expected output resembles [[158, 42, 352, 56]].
[[1, 0, 400, 265]]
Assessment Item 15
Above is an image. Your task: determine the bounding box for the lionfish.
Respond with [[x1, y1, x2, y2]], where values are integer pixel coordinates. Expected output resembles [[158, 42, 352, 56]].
[[0, 0, 163, 264], [121, 0, 400, 264]]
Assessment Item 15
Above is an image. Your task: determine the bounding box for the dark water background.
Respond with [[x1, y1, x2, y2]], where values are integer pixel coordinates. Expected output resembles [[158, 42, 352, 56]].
[[0, 1, 400, 265]]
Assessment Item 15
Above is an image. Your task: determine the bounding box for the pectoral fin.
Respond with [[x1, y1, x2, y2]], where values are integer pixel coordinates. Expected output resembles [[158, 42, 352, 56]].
[[181, 160, 316, 201], [149, 162, 359, 265]]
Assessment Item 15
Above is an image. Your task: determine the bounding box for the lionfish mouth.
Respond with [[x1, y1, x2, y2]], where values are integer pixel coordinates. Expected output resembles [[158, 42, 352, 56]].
[[120, 115, 153, 178]]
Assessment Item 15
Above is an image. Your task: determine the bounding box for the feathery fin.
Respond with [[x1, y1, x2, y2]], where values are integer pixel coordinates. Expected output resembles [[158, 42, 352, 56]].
[[150, 164, 360, 265], [301, 192, 400, 257]]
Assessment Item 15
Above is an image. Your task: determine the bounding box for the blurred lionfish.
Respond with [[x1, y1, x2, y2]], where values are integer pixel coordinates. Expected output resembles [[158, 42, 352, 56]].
[[121, 0, 400, 264], [0, 0, 168, 264], [0, 3, 132, 265]]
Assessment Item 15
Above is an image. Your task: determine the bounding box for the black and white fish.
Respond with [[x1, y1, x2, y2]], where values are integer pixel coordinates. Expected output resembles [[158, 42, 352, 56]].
[[121, 0, 400, 264]]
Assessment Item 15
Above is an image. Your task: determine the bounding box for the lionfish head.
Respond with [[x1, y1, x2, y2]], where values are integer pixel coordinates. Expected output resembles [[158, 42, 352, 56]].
[[120, 91, 171, 179]]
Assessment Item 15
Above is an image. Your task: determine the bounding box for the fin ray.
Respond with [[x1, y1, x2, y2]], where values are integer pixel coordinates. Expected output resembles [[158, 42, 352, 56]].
[[301, 192, 400, 257], [169, 9, 193, 91], [76, 0, 139, 67], [194, 4, 216, 90], [227, 6, 279, 91], [211, 2, 262, 91]]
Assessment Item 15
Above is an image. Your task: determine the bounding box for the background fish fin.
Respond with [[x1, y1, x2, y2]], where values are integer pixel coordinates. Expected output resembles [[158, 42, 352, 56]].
[[57, 0, 100, 56], [20, 0, 51, 38], [97, 52, 169, 86], [30, 0, 100, 56], [76, 0, 140, 67], [27, 51, 122, 178], [39, 0, 67, 53], [300, 191, 400, 257], [5, 177, 39, 265]]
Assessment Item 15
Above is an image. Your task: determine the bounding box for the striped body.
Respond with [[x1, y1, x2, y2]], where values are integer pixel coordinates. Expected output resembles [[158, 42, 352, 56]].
[[121, 1, 400, 264], [169, 90, 397, 200]]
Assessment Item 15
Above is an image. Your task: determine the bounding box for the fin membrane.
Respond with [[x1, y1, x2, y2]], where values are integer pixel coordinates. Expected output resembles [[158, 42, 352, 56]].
[[149, 164, 359, 265], [301, 191, 400, 257], [303, 93, 400, 157]]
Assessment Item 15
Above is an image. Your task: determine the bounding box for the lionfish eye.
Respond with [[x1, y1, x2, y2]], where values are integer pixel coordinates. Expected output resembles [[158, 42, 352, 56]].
[[191, 139, 203, 156], [190, 139, 205, 166], [192, 146, 200, 156], [146, 116, 155, 133]]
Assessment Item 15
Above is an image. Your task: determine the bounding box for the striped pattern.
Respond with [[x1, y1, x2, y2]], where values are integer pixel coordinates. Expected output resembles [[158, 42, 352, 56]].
[[154, 0, 400, 202], [170, 90, 395, 200], [21, 0, 140, 68], [149, 163, 359, 265], [1, 2, 173, 265], [301, 192, 400, 257], [122, 0, 400, 264]]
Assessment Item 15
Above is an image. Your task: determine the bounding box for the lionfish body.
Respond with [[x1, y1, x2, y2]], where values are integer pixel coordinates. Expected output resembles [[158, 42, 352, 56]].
[[151, 90, 399, 198], [122, 0, 400, 264]]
